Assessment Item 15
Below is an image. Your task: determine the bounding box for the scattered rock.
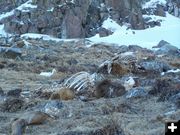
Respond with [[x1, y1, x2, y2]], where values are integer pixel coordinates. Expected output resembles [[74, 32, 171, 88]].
[[149, 77, 180, 101], [16, 40, 25, 48], [1, 97, 24, 112], [0, 87, 4, 96], [99, 27, 113, 37], [168, 92, 180, 108], [0, 47, 22, 59], [126, 87, 148, 98], [154, 40, 179, 55], [138, 60, 172, 73], [3, 0, 145, 38], [40, 100, 63, 116], [7, 88, 22, 97], [154, 4, 166, 17], [0, 62, 5, 69]]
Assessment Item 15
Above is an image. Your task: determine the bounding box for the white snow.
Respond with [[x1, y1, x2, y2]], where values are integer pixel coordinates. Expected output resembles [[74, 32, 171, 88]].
[[16, 0, 37, 12], [102, 17, 122, 32], [0, 11, 14, 21], [161, 69, 180, 75], [0, 24, 12, 37], [21, 33, 77, 42], [47, 7, 54, 12], [142, 0, 167, 9], [40, 69, 56, 77], [89, 13, 180, 49], [120, 52, 135, 57]]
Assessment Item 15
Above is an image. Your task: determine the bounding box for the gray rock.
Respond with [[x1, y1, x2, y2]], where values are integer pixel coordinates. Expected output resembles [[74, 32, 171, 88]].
[[41, 100, 63, 116], [0, 47, 22, 58], [154, 40, 179, 55], [7, 89, 22, 97], [149, 76, 180, 101], [99, 27, 113, 37], [167, 0, 180, 17], [139, 60, 172, 73], [61, 10, 85, 38], [0, 87, 4, 96], [154, 4, 166, 17], [2, 0, 145, 38], [126, 87, 148, 98], [168, 92, 180, 103], [0, 97, 24, 112]]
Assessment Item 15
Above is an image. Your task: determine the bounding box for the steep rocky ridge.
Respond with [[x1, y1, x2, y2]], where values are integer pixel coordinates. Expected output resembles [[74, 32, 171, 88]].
[[1, 0, 179, 39], [1, 0, 145, 38]]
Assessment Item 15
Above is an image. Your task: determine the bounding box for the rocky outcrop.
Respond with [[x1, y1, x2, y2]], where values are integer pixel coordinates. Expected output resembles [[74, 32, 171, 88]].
[[105, 0, 145, 29], [2, 0, 145, 38], [167, 0, 180, 17], [0, 0, 28, 13]]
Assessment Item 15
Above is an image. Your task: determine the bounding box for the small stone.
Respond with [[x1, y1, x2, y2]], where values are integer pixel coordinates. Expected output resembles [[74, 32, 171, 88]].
[[0, 62, 5, 69], [16, 40, 25, 48], [126, 87, 148, 98], [99, 27, 113, 37], [0, 87, 4, 96], [1, 97, 24, 112], [7, 88, 22, 97], [0, 47, 22, 59]]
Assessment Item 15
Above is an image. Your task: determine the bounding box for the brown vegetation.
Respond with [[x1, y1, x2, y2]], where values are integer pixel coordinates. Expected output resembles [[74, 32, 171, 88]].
[[50, 88, 75, 100]]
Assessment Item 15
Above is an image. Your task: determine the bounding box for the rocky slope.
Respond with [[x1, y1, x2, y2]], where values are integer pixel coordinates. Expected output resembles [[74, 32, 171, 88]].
[[0, 0, 180, 38], [0, 37, 180, 134]]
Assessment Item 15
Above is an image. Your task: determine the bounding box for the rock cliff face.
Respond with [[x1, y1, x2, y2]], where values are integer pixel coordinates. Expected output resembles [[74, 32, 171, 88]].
[[1, 0, 145, 38], [0, 0, 179, 39]]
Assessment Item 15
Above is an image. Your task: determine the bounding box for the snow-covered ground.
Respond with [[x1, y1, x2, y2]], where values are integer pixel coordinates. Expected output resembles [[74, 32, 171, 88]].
[[142, 0, 167, 9], [21, 33, 77, 42], [89, 12, 180, 49]]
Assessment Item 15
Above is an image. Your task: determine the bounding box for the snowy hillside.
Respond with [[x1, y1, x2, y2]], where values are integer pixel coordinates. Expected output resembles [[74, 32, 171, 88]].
[[89, 12, 180, 49]]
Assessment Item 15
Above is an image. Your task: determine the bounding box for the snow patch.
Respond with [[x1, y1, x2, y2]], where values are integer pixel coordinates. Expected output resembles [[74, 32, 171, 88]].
[[0, 24, 11, 37], [161, 69, 180, 75], [16, 0, 37, 12], [102, 18, 122, 32], [0, 11, 14, 21], [89, 13, 180, 49], [47, 7, 54, 12], [21, 33, 77, 42], [142, 0, 167, 9]]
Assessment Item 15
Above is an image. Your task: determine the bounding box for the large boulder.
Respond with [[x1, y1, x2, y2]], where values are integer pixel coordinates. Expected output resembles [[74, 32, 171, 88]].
[[153, 40, 179, 55], [167, 0, 180, 17]]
